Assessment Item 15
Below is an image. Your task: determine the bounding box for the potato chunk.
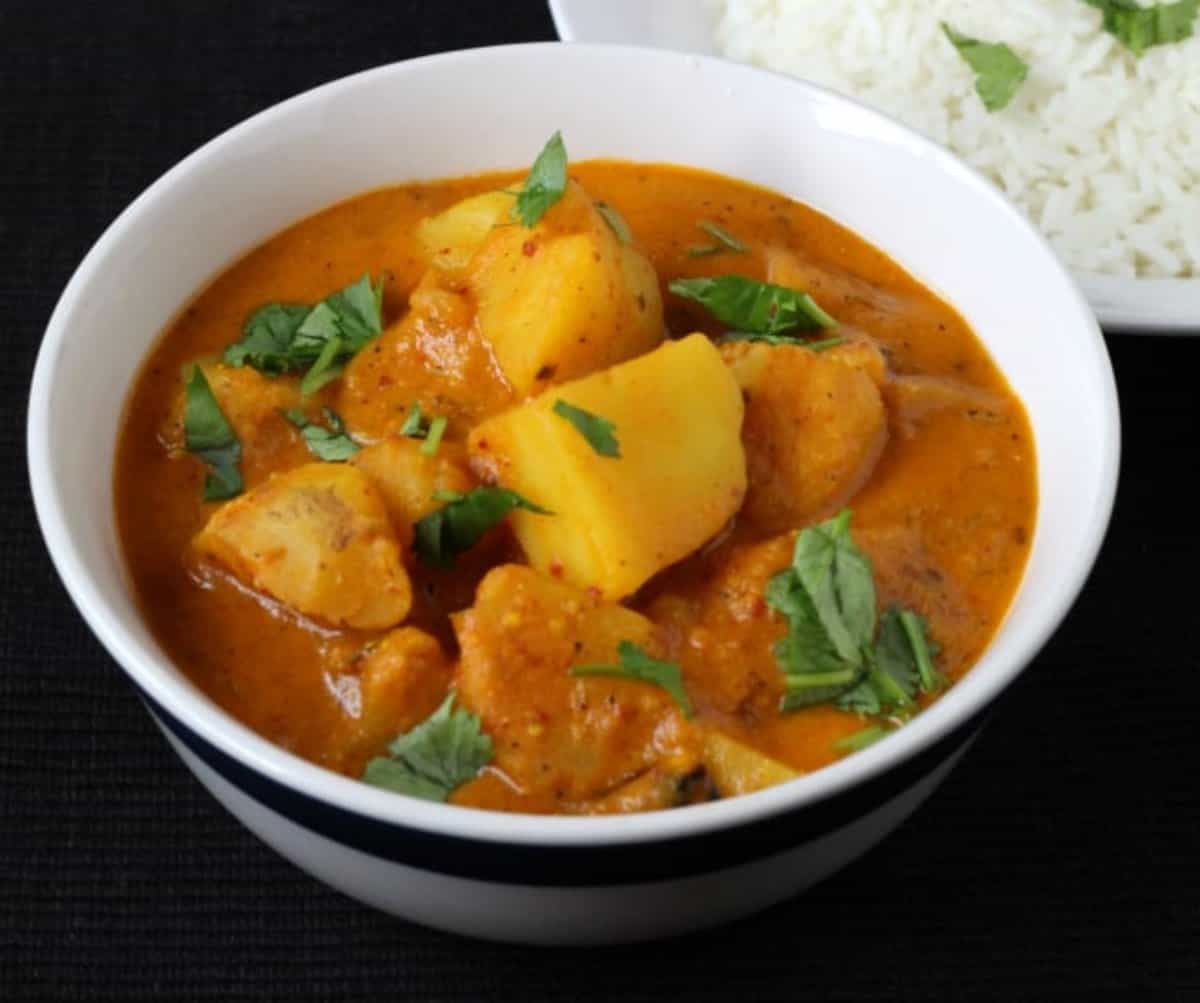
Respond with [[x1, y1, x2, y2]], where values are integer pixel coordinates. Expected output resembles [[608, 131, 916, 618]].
[[350, 436, 475, 549], [194, 463, 411, 630], [722, 341, 887, 534], [416, 191, 514, 271], [338, 271, 515, 442], [332, 628, 453, 772], [466, 182, 663, 396], [702, 731, 799, 797], [469, 334, 747, 599], [453, 565, 700, 803]]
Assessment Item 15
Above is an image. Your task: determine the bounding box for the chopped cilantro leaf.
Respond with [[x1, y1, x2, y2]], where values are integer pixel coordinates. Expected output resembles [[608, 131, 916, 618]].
[[511, 131, 568, 227], [413, 487, 551, 567], [183, 365, 243, 501], [669, 275, 837, 335], [552, 399, 620, 458], [282, 407, 360, 462], [572, 641, 694, 718], [767, 511, 945, 718], [400, 402, 427, 438], [223, 273, 385, 394], [1083, 0, 1199, 56], [362, 693, 492, 802], [420, 415, 448, 456], [596, 201, 633, 244], [834, 725, 889, 754], [687, 220, 747, 257], [942, 22, 1029, 112]]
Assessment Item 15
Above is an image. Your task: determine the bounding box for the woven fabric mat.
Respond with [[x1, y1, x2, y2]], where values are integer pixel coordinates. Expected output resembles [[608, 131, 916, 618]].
[[2, 2, 1198, 998]]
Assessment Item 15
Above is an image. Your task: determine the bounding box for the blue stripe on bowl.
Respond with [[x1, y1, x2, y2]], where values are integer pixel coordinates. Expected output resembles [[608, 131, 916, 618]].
[[142, 685, 986, 886]]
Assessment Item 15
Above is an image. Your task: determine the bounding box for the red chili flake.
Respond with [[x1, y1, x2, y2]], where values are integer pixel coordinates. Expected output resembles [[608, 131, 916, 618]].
[[476, 438, 489, 450], [549, 559, 564, 578], [522, 240, 538, 257]]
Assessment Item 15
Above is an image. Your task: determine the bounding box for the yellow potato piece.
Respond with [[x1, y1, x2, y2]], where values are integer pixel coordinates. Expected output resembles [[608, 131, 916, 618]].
[[469, 334, 747, 599], [350, 436, 475, 549], [702, 731, 799, 798], [722, 341, 887, 535], [467, 181, 663, 396], [194, 463, 411, 630], [453, 565, 699, 803], [415, 190, 515, 271]]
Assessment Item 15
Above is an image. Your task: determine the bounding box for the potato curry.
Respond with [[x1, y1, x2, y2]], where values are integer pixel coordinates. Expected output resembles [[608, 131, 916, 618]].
[[115, 134, 1036, 814]]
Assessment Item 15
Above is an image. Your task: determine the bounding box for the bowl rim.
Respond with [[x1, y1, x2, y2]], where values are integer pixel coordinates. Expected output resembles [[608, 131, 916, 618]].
[[28, 41, 1121, 848], [549, 0, 1200, 336]]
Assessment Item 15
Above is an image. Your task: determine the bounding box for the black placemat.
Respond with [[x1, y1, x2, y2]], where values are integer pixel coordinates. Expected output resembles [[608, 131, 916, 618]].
[[3, 2, 1198, 999]]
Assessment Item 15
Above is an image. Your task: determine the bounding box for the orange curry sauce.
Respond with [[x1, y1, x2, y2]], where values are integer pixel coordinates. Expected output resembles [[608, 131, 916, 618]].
[[115, 163, 1036, 813]]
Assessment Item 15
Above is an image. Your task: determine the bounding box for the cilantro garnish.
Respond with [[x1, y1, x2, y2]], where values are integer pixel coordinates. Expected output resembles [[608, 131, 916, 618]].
[[596, 201, 633, 244], [942, 23, 1029, 112], [183, 365, 243, 501], [420, 415, 448, 457], [282, 407, 360, 462], [1083, 0, 1198, 56], [686, 220, 747, 257], [223, 273, 385, 395], [511, 131, 568, 228], [669, 275, 837, 338], [834, 725, 889, 755], [552, 399, 620, 458], [571, 641, 694, 718], [362, 693, 492, 802], [768, 511, 945, 715], [412, 487, 551, 567], [400, 402, 428, 438]]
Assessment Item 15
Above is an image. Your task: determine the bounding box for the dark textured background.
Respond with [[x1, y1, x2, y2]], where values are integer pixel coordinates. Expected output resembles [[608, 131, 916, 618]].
[[2, 1, 1198, 999]]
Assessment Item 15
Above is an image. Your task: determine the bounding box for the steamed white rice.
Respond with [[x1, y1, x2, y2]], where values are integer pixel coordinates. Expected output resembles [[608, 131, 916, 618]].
[[713, 0, 1200, 277]]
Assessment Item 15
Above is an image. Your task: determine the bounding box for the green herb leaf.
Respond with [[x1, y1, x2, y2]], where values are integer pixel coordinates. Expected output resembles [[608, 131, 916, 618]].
[[299, 333, 344, 397], [224, 304, 310, 372], [1083, 0, 1198, 55], [420, 415, 448, 456], [571, 641, 694, 718], [400, 402, 427, 438], [669, 275, 837, 335], [941, 22, 1029, 112], [837, 606, 946, 715], [223, 273, 385, 392], [552, 400, 621, 458], [790, 510, 877, 663], [768, 571, 859, 707], [687, 220, 747, 257], [362, 693, 492, 802], [511, 131, 568, 228], [834, 725, 888, 754], [769, 512, 947, 718], [596, 201, 633, 244], [899, 608, 944, 693], [769, 512, 877, 710], [282, 407, 360, 462], [183, 366, 243, 501], [413, 487, 551, 567]]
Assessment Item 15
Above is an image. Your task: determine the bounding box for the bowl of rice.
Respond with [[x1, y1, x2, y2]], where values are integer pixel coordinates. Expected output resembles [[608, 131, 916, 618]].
[[550, 0, 1200, 333]]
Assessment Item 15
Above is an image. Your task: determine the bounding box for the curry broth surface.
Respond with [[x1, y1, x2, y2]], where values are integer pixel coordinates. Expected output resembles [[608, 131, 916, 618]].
[[115, 162, 1036, 802]]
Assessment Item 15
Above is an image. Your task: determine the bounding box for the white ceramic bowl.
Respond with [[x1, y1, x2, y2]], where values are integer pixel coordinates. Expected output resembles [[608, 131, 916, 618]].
[[550, 0, 1200, 335], [28, 43, 1120, 944]]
